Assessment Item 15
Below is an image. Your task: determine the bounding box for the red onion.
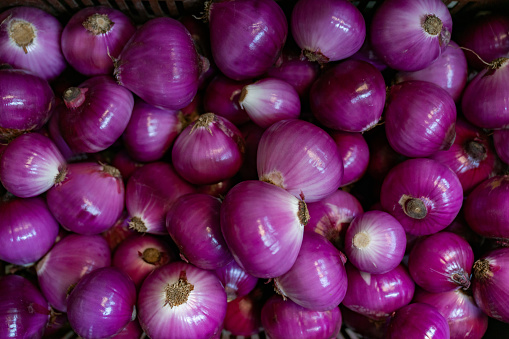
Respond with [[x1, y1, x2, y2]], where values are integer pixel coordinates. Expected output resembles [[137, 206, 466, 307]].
[[414, 288, 489, 339], [114, 17, 202, 110], [274, 231, 347, 311], [0, 274, 50, 338], [220, 180, 309, 278], [305, 189, 363, 250], [61, 6, 135, 76], [261, 295, 342, 339], [380, 158, 463, 235], [0, 67, 54, 142], [47, 106, 80, 161], [395, 41, 468, 102], [386, 303, 450, 339], [166, 193, 233, 270], [331, 131, 370, 186], [291, 0, 365, 63], [47, 162, 125, 235], [342, 263, 415, 320], [238, 122, 265, 180], [310, 60, 386, 133], [111, 150, 143, 182], [408, 232, 474, 293], [112, 234, 175, 289], [461, 57, 509, 129], [430, 118, 499, 194], [385, 80, 457, 157], [223, 288, 264, 336], [36, 234, 111, 312], [257, 119, 343, 202], [472, 248, 509, 323], [370, 0, 452, 71], [137, 262, 227, 339], [0, 194, 58, 266], [341, 305, 388, 339], [207, 0, 287, 80], [122, 99, 183, 162], [494, 129, 509, 164], [113, 318, 144, 339], [214, 260, 258, 302], [171, 113, 245, 185], [239, 78, 301, 128], [344, 211, 406, 274], [101, 212, 134, 251], [59, 75, 134, 153], [67, 267, 137, 339], [126, 162, 195, 235], [0, 6, 66, 80], [0, 133, 66, 198], [349, 35, 387, 71], [203, 75, 251, 126], [464, 176, 509, 239]]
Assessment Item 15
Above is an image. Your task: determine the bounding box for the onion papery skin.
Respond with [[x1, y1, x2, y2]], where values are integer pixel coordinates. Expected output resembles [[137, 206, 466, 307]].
[[59, 75, 134, 153], [461, 57, 509, 129], [0, 6, 66, 80], [122, 99, 182, 162], [224, 288, 264, 336], [115, 17, 201, 110], [0, 274, 51, 339], [386, 303, 450, 339], [138, 262, 227, 339], [494, 129, 509, 164], [257, 119, 343, 202], [430, 118, 498, 194], [171, 113, 245, 185], [464, 176, 509, 239], [61, 6, 136, 76], [331, 131, 370, 186], [67, 267, 137, 339], [395, 40, 467, 102], [274, 231, 347, 311], [0, 68, 54, 142], [345, 211, 406, 274], [342, 263, 415, 321], [385, 80, 457, 157], [0, 195, 59, 266], [380, 158, 463, 236], [208, 0, 287, 80], [340, 305, 388, 339], [220, 180, 307, 278], [0, 133, 66, 198], [291, 0, 365, 63], [214, 260, 258, 302], [310, 60, 385, 133], [305, 189, 363, 250], [414, 288, 489, 339], [370, 0, 452, 71], [261, 295, 342, 339], [166, 193, 233, 270], [239, 78, 301, 129], [47, 162, 125, 235], [112, 234, 175, 289], [36, 234, 111, 312], [126, 162, 195, 235], [472, 248, 509, 323], [349, 35, 387, 71], [203, 75, 251, 126], [408, 232, 474, 293]]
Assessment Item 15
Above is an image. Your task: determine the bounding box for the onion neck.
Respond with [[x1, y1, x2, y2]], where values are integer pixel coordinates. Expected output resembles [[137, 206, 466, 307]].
[[303, 49, 329, 64], [490, 57, 509, 70], [163, 271, 194, 308], [298, 200, 310, 226], [422, 14, 443, 36], [353, 232, 370, 249], [225, 285, 237, 302], [398, 194, 427, 219], [54, 166, 68, 185], [129, 216, 147, 233], [452, 270, 471, 290], [473, 258, 492, 282], [191, 113, 215, 135], [9, 19, 36, 54], [465, 140, 487, 162], [260, 170, 285, 189], [273, 278, 287, 300], [101, 163, 121, 178], [83, 14, 114, 35], [63, 87, 88, 109], [141, 248, 162, 265]]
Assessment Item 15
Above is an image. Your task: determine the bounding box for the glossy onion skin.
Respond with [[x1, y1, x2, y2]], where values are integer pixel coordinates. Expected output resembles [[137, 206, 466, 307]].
[[208, 0, 288, 80], [380, 158, 463, 236], [261, 295, 342, 339], [331, 131, 370, 186], [386, 303, 450, 339], [385, 81, 457, 158], [214, 260, 258, 302], [310, 60, 386, 132]]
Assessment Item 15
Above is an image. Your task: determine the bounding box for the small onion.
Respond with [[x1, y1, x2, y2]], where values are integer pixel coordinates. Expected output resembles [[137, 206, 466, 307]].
[[67, 267, 137, 339], [214, 260, 258, 302], [331, 131, 370, 186], [386, 303, 450, 339], [224, 288, 264, 336]]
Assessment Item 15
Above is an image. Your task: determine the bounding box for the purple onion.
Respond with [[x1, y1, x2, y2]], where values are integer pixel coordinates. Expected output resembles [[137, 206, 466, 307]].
[[224, 288, 264, 336], [47, 162, 125, 235], [385, 81, 457, 157], [494, 129, 509, 164], [331, 131, 370, 186], [47, 106, 80, 161], [111, 149, 144, 181], [67, 267, 137, 339], [101, 212, 134, 251], [208, 0, 287, 80], [36, 234, 111, 312], [214, 260, 258, 302], [61, 6, 136, 76], [0, 194, 58, 266], [0, 133, 66, 198], [386, 303, 450, 339], [380, 158, 463, 235]]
